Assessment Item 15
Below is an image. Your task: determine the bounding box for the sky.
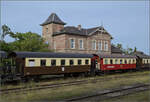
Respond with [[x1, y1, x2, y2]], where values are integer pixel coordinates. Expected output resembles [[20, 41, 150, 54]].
[[1, 1, 150, 55]]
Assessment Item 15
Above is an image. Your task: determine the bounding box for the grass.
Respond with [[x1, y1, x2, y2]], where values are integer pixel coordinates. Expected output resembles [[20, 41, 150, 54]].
[[1, 70, 150, 89], [0, 71, 150, 102], [101, 91, 150, 102]]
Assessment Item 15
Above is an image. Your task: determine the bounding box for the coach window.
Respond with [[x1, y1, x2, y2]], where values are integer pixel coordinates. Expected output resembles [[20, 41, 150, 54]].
[[85, 60, 89, 65], [124, 60, 127, 64], [109, 59, 112, 64], [29, 60, 35, 67], [61, 59, 65, 66], [41, 60, 46, 66], [120, 59, 122, 64], [78, 60, 82, 65], [133, 59, 135, 64], [129, 59, 131, 64], [105, 59, 108, 64], [51, 59, 56, 66], [115, 59, 118, 64], [70, 60, 74, 65]]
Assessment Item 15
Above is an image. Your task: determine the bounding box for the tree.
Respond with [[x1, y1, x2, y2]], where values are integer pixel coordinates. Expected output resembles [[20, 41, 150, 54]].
[[0, 24, 12, 41], [114, 43, 136, 54], [116, 43, 123, 50], [127, 48, 133, 54], [0, 25, 51, 52], [0, 41, 13, 52], [134, 47, 137, 52], [9, 32, 51, 52]]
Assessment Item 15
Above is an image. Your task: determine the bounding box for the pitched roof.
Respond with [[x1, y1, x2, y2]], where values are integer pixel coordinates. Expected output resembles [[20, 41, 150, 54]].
[[40, 13, 66, 26], [131, 51, 150, 58], [53, 26, 111, 37], [111, 45, 123, 54]]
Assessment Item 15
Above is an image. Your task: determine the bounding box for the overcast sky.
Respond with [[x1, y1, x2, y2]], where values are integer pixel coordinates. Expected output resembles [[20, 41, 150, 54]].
[[1, 1, 149, 54]]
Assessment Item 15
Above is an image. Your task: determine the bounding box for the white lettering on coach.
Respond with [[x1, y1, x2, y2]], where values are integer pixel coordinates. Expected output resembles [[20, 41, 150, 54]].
[[62, 67, 65, 71], [107, 66, 115, 68]]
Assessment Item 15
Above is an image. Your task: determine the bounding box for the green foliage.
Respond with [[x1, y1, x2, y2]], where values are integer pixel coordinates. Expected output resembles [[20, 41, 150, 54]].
[[9, 32, 50, 52], [0, 24, 11, 41], [116, 43, 123, 50], [0, 41, 13, 52], [0, 25, 51, 52], [114, 43, 137, 54], [134, 47, 137, 52]]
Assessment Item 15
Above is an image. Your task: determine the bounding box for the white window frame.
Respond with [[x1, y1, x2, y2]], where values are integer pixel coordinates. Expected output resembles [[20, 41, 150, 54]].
[[70, 38, 75, 49], [79, 39, 84, 49], [104, 41, 108, 51], [92, 40, 96, 50], [98, 41, 103, 51]]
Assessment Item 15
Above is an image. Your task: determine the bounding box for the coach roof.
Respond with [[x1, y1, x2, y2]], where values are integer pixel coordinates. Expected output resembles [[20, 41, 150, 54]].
[[132, 51, 150, 58], [9, 52, 93, 58], [98, 54, 136, 58]]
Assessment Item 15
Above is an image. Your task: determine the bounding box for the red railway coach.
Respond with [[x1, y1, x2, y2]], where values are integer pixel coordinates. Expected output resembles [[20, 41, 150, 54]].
[[93, 54, 137, 72]]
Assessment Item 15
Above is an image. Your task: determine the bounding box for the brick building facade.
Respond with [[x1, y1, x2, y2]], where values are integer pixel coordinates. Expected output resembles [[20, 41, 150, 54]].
[[41, 13, 112, 54]]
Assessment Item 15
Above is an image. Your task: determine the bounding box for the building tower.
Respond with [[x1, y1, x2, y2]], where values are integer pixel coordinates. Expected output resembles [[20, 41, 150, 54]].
[[40, 13, 66, 49]]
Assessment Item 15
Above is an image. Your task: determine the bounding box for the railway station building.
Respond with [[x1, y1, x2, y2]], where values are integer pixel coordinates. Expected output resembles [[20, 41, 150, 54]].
[[41, 13, 113, 54]]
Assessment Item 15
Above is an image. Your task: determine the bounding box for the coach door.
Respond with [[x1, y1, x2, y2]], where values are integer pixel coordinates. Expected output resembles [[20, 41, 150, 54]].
[[95, 58, 100, 70], [91, 58, 96, 75]]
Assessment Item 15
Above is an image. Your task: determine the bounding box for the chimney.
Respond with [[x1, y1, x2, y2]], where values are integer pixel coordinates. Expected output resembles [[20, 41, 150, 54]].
[[77, 25, 81, 30]]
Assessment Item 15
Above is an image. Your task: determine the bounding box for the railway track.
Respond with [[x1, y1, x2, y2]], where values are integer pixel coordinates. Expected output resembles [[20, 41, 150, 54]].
[[0, 72, 149, 95], [65, 83, 150, 102]]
